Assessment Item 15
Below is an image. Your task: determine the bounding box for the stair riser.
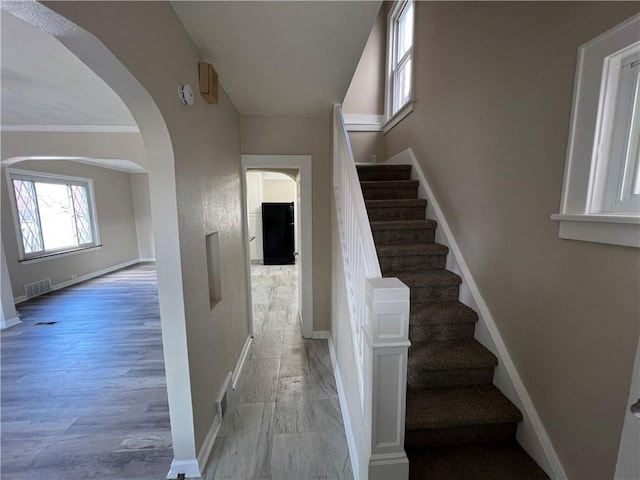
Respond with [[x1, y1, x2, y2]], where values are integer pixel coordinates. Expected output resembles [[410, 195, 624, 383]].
[[405, 423, 517, 448], [380, 255, 446, 273], [367, 207, 426, 221], [357, 170, 411, 182], [362, 187, 418, 201], [373, 229, 436, 245], [407, 367, 494, 389], [410, 285, 460, 304], [409, 323, 475, 342]]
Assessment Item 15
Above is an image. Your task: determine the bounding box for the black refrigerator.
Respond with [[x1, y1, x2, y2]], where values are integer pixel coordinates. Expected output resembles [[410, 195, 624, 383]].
[[262, 202, 295, 265]]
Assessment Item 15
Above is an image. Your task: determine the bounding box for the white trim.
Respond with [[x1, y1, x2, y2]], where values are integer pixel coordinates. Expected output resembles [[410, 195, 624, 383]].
[[343, 114, 384, 132], [196, 414, 221, 476], [385, 149, 566, 479], [0, 316, 21, 330], [166, 459, 201, 479], [6, 167, 101, 260], [552, 216, 640, 248], [383, 101, 414, 134], [554, 14, 640, 247], [13, 258, 140, 303], [0, 125, 139, 133], [138, 257, 157, 262], [16, 245, 103, 265], [328, 336, 361, 480], [241, 155, 314, 339], [232, 335, 252, 390], [312, 330, 330, 339]]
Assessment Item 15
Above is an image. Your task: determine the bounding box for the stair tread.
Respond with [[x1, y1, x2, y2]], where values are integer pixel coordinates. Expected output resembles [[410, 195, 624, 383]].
[[370, 219, 438, 231], [406, 442, 550, 480], [409, 339, 498, 370], [390, 270, 462, 287], [377, 243, 448, 257], [365, 198, 427, 208], [406, 384, 522, 431], [360, 180, 419, 188], [356, 164, 411, 171], [410, 302, 478, 325]]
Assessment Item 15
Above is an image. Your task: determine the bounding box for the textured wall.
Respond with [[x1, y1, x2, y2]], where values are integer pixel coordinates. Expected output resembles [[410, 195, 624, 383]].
[[44, 1, 251, 456], [383, 3, 640, 478]]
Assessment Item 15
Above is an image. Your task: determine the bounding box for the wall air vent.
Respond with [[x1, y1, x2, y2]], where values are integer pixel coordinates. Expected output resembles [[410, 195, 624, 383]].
[[24, 278, 52, 299]]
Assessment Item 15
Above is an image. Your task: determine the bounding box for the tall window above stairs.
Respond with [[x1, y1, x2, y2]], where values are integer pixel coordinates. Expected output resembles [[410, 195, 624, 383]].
[[385, 0, 415, 131]]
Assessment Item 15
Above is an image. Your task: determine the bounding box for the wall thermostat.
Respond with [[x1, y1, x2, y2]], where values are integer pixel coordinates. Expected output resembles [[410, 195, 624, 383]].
[[178, 84, 195, 106]]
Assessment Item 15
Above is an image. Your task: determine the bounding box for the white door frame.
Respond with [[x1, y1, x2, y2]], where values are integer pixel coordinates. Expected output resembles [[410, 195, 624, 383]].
[[241, 155, 313, 339]]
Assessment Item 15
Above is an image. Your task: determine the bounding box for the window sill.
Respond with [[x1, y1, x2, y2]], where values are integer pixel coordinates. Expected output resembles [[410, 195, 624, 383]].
[[19, 245, 102, 264], [383, 101, 414, 134], [550, 214, 639, 248]]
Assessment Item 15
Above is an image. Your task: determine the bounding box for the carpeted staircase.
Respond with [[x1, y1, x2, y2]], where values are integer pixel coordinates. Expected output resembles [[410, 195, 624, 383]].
[[357, 163, 549, 480]]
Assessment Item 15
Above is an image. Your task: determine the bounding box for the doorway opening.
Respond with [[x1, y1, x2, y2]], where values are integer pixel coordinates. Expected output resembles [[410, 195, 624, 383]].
[[241, 155, 313, 339]]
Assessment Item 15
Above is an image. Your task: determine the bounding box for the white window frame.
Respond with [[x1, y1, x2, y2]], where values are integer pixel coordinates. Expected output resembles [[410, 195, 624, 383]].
[[551, 14, 640, 248], [5, 168, 101, 262], [384, 0, 415, 133]]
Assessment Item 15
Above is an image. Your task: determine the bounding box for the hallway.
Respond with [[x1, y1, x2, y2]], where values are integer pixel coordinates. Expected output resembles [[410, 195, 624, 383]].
[[203, 265, 353, 480]]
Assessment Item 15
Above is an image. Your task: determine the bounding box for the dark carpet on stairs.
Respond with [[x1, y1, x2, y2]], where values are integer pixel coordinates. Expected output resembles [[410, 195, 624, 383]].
[[357, 164, 549, 480]]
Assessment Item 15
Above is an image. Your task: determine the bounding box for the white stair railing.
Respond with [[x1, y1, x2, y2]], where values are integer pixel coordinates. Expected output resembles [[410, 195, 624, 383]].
[[332, 104, 410, 479]]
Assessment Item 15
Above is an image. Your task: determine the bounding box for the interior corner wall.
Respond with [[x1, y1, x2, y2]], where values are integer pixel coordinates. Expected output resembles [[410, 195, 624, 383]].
[[239, 115, 331, 331], [43, 0, 251, 459], [130, 172, 155, 260], [342, 4, 386, 116], [1, 159, 139, 298], [382, 3, 640, 479]]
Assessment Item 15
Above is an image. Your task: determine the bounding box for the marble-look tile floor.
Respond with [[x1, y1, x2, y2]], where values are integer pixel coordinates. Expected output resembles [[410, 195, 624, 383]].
[[202, 265, 353, 480], [0, 264, 172, 480]]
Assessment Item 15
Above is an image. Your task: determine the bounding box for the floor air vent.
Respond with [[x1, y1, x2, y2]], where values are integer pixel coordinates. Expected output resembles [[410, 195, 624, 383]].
[[24, 279, 52, 299]]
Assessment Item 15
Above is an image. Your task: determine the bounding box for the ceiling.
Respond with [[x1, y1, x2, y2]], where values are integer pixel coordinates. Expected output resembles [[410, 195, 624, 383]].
[[0, 2, 380, 128], [171, 1, 381, 116], [0, 11, 137, 129]]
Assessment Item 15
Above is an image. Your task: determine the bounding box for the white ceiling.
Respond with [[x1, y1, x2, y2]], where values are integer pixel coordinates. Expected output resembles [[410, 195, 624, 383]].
[[0, 11, 137, 129], [171, 1, 381, 116], [0, 2, 380, 128]]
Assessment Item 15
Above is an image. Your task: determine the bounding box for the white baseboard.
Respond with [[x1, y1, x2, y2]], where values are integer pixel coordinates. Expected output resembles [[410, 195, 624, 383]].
[[385, 149, 566, 479], [232, 335, 252, 390], [0, 316, 21, 330], [328, 336, 361, 480], [138, 257, 156, 262], [312, 330, 330, 339], [166, 459, 201, 479], [14, 258, 142, 304], [196, 411, 222, 475]]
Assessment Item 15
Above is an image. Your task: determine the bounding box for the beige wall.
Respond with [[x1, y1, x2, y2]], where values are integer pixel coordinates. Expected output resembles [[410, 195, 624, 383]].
[[130, 172, 155, 260], [0, 131, 148, 170], [383, 3, 640, 478], [348, 131, 385, 164], [343, 4, 386, 116], [240, 115, 331, 331], [43, 0, 251, 459], [1, 160, 139, 296]]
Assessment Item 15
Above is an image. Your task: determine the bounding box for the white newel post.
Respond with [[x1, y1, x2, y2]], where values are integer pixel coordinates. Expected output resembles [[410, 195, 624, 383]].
[[364, 277, 411, 480]]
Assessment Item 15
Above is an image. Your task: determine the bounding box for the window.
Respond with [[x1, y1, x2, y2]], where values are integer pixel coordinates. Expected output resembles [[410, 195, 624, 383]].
[[6, 169, 100, 260], [551, 14, 640, 248], [385, 0, 415, 130]]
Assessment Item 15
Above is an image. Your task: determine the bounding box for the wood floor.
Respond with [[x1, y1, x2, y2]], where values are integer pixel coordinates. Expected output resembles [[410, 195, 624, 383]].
[[1, 263, 172, 480], [201, 265, 353, 480], [1, 263, 353, 480]]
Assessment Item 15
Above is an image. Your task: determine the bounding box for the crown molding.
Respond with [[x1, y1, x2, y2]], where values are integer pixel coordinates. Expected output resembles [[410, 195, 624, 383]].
[[0, 125, 140, 133]]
